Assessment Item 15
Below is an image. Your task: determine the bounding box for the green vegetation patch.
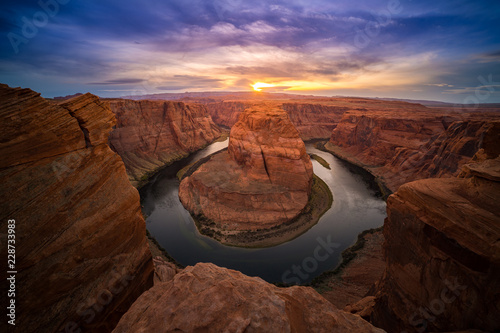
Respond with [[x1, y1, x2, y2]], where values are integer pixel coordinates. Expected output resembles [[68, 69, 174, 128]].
[[310, 153, 331, 169]]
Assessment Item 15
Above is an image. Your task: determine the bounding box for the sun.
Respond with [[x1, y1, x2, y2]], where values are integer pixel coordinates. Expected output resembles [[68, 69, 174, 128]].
[[252, 82, 275, 91]]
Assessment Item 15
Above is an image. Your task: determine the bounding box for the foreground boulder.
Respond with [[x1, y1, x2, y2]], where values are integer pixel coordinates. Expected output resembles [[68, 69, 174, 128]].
[[113, 263, 385, 333], [179, 105, 313, 231], [0, 85, 153, 332]]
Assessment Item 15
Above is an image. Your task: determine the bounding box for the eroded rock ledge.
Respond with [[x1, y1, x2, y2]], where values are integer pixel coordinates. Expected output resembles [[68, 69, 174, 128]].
[[113, 262, 385, 333]]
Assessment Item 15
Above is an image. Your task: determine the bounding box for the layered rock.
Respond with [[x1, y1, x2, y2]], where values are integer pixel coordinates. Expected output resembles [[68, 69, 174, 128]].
[[281, 102, 346, 140], [367, 153, 500, 332], [179, 105, 313, 233], [108, 99, 221, 186], [113, 262, 385, 333], [0, 85, 153, 333], [205, 101, 346, 140], [325, 108, 500, 191]]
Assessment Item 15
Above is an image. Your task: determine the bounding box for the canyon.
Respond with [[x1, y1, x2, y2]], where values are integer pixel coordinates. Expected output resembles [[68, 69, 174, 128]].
[[0, 85, 380, 332], [107, 99, 221, 187], [2, 84, 499, 332]]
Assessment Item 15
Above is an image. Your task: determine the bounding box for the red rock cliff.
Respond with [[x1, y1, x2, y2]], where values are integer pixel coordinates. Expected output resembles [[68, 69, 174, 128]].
[[368, 149, 500, 332], [326, 108, 500, 191], [179, 105, 313, 231], [0, 85, 153, 333], [108, 99, 221, 186]]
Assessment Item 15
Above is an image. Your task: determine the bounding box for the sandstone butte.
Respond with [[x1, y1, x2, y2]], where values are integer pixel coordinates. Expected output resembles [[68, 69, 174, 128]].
[[0, 84, 153, 333], [107, 99, 221, 187], [0, 84, 383, 333], [178, 105, 314, 233], [347, 141, 500, 332]]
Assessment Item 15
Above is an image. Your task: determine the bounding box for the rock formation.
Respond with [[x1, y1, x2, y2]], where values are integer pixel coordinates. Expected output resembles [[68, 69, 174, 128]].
[[113, 262, 385, 333], [179, 105, 313, 234], [205, 101, 346, 140], [108, 99, 221, 186], [325, 108, 500, 191], [0, 85, 153, 333], [363, 146, 500, 332]]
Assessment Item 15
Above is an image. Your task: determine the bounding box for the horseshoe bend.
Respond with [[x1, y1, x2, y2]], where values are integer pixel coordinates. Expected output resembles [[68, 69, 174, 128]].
[[178, 105, 332, 246]]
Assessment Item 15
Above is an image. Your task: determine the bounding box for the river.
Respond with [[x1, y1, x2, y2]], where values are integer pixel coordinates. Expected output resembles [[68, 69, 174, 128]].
[[140, 139, 386, 284]]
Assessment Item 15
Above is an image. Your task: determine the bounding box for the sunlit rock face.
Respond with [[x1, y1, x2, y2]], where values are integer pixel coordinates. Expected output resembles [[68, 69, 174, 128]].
[[179, 105, 313, 231], [0, 84, 153, 333]]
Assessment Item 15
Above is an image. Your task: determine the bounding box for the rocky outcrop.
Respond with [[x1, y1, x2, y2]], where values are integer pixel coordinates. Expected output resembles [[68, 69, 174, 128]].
[[179, 105, 313, 234], [0, 85, 153, 333], [108, 99, 221, 186], [367, 152, 500, 332], [113, 262, 385, 333], [325, 108, 500, 191]]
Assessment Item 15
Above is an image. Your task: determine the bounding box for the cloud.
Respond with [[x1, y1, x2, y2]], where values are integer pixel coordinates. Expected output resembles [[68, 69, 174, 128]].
[[0, 0, 500, 102], [425, 83, 454, 87]]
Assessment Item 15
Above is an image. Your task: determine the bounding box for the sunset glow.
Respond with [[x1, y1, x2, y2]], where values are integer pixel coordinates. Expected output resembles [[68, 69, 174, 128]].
[[252, 82, 275, 92], [0, 1, 498, 102]]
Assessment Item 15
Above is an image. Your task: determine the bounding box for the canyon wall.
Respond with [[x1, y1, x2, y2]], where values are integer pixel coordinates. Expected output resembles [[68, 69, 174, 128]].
[[108, 99, 221, 186], [0, 85, 153, 333], [325, 108, 499, 192], [368, 148, 500, 332], [205, 101, 346, 140]]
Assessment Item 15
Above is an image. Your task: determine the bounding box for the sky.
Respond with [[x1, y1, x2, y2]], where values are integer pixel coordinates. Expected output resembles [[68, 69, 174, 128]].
[[0, 0, 499, 103]]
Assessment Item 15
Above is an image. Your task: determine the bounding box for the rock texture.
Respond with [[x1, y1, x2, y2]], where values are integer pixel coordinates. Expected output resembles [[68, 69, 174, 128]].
[[0, 85, 153, 333], [113, 262, 385, 333], [179, 105, 313, 231], [367, 151, 500, 332], [108, 99, 221, 186], [282, 102, 346, 140], [325, 108, 500, 191]]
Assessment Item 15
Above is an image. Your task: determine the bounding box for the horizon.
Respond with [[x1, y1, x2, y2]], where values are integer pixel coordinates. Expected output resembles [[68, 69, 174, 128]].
[[1, 0, 500, 103]]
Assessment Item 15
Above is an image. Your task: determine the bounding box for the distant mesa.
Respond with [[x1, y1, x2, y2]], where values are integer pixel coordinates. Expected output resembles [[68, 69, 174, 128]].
[[52, 92, 84, 100], [178, 104, 330, 246]]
